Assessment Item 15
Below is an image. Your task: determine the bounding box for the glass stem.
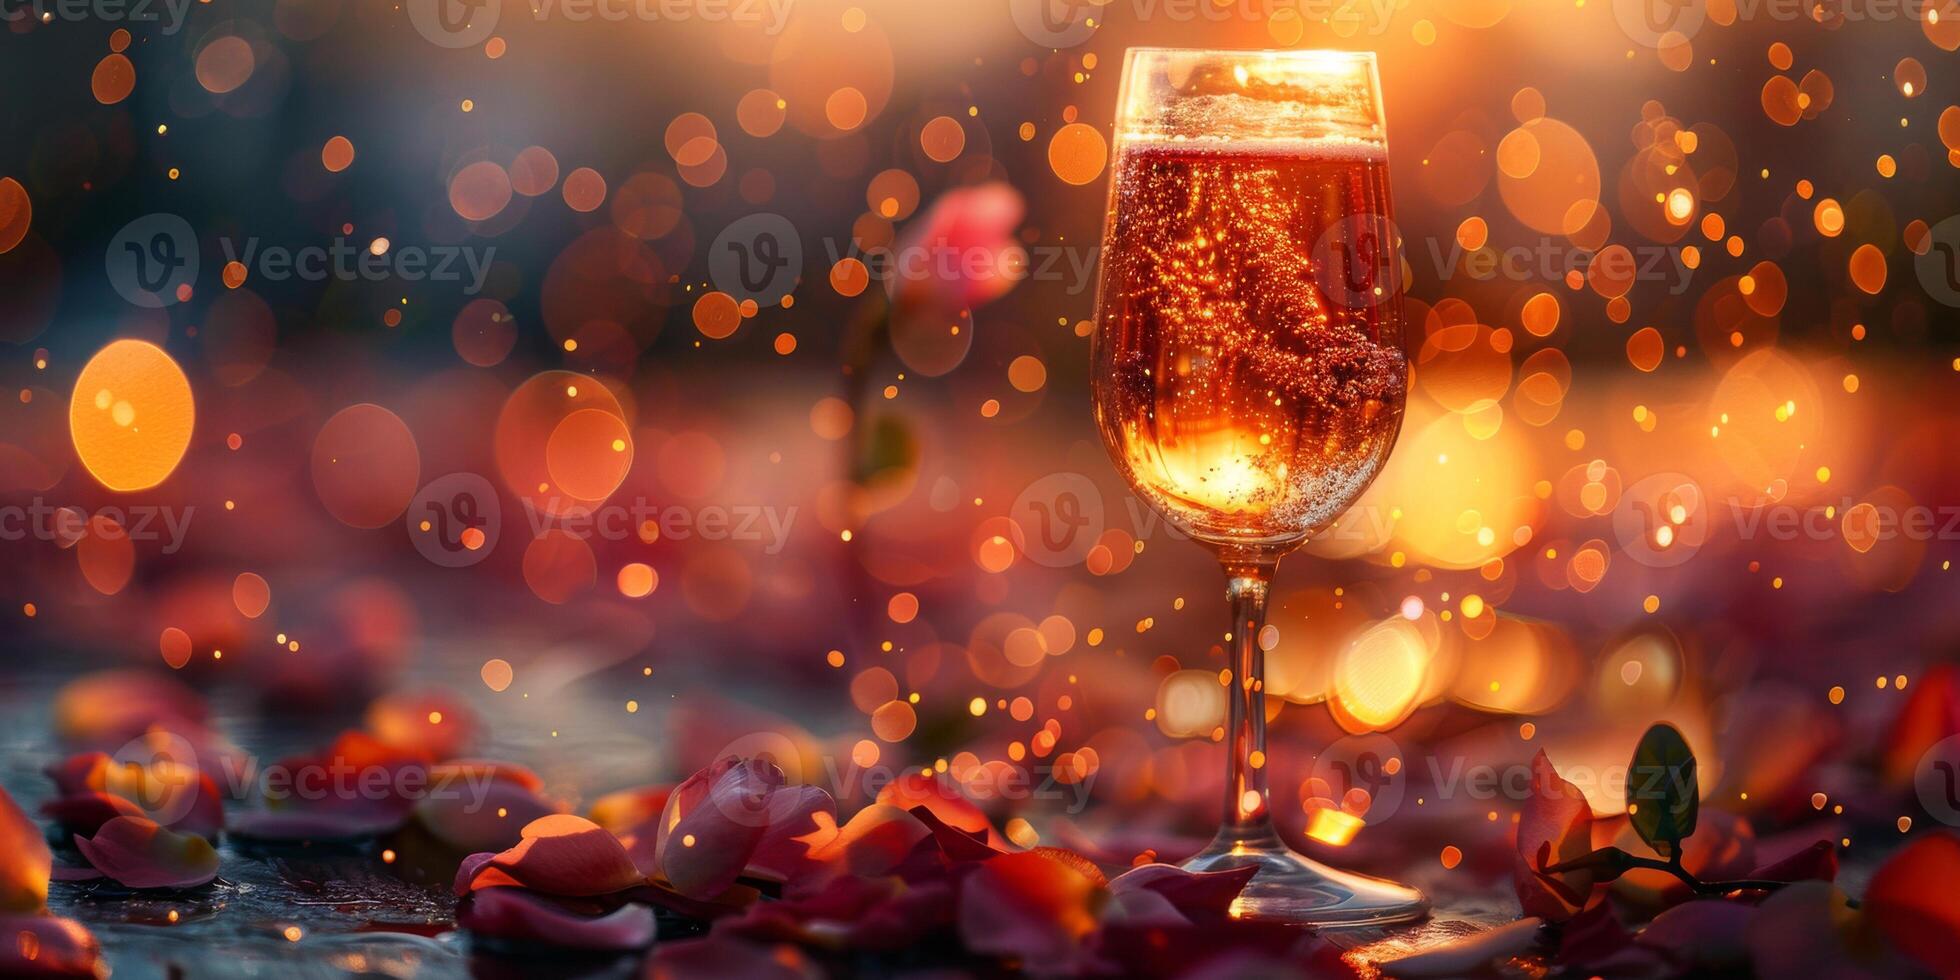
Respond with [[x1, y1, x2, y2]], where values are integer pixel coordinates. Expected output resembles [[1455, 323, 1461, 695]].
[[1220, 551, 1280, 837]]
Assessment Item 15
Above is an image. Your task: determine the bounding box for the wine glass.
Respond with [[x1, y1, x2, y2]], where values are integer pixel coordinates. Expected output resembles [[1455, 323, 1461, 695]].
[[1089, 48, 1425, 925]]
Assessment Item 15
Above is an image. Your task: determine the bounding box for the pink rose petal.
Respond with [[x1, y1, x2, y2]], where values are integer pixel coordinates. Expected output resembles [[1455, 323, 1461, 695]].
[[0, 914, 103, 977], [458, 886, 654, 951], [468, 814, 643, 897], [890, 183, 1027, 310], [1107, 863, 1257, 924], [0, 787, 52, 913], [655, 759, 778, 899], [73, 816, 219, 890]]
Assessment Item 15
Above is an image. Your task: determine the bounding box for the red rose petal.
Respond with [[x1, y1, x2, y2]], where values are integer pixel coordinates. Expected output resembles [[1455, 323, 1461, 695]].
[[876, 773, 1003, 848], [0, 915, 103, 977], [1865, 831, 1960, 977], [747, 785, 837, 884], [365, 690, 479, 760], [73, 816, 219, 890], [956, 851, 1101, 965], [649, 932, 819, 979], [905, 804, 1002, 863], [458, 886, 655, 951], [39, 794, 143, 839], [469, 814, 642, 897], [811, 804, 930, 878], [0, 787, 52, 913]]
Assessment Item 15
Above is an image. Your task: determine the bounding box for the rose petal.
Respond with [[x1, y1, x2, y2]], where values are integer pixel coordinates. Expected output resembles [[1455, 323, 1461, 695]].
[[1514, 750, 1593, 921], [414, 777, 558, 854], [956, 851, 1102, 964], [747, 786, 838, 884], [891, 183, 1026, 310], [1554, 901, 1632, 968], [1864, 831, 1960, 977], [454, 852, 496, 897], [1881, 663, 1960, 786], [1635, 899, 1754, 971], [458, 886, 654, 951], [469, 814, 642, 897], [0, 915, 103, 977], [51, 670, 206, 749], [0, 788, 52, 913], [904, 803, 1002, 863], [1100, 885, 1189, 928], [588, 784, 672, 837], [1746, 880, 1901, 978], [365, 690, 479, 760], [73, 816, 219, 890], [1380, 918, 1545, 979], [649, 933, 819, 979], [1107, 863, 1257, 924], [39, 794, 143, 840], [434, 759, 543, 793], [1751, 839, 1837, 884], [811, 804, 931, 878], [876, 773, 1003, 848], [656, 760, 779, 898]]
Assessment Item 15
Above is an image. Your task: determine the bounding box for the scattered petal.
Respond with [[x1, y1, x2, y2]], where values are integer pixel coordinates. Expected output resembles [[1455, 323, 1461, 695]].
[[72, 817, 219, 890], [458, 886, 655, 951]]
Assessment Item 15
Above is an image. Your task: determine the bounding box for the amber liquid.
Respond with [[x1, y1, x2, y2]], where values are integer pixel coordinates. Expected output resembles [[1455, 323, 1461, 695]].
[[1092, 141, 1408, 548]]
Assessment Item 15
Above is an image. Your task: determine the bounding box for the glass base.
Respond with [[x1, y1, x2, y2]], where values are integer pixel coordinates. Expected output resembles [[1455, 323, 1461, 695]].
[[1181, 824, 1429, 927]]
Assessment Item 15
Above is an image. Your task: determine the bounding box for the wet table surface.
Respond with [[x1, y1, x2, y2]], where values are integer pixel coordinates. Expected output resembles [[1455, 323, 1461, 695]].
[[0, 665, 1553, 978]]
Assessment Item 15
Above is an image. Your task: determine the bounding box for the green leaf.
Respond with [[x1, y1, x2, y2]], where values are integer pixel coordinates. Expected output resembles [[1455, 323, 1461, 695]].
[[1627, 723, 1698, 858]]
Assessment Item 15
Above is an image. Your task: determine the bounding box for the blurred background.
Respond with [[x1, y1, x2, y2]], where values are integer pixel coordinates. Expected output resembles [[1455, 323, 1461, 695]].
[[3, 0, 1960, 908]]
